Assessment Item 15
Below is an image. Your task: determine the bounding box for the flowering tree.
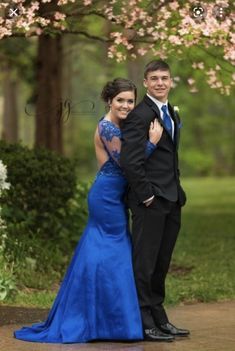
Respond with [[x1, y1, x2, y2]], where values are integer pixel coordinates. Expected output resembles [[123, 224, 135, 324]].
[[0, 0, 234, 150], [1, 0, 234, 91]]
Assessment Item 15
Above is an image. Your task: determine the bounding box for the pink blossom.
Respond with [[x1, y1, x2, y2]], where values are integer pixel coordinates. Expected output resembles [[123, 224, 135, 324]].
[[83, 0, 92, 5], [54, 12, 66, 21], [188, 78, 195, 85], [168, 35, 182, 45], [137, 48, 147, 56], [126, 43, 134, 50], [137, 28, 145, 37], [35, 28, 43, 35], [198, 62, 205, 69], [189, 87, 198, 93], [0, 0, 233, 94], [169, 1, 179, 11]]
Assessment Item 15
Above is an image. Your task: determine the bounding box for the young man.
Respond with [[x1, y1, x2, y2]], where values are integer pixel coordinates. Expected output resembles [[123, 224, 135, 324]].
[[120, 60, 189, 342]]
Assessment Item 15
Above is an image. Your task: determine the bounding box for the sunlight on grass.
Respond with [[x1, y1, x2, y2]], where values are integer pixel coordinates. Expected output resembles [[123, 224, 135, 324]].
[[4, 290, 56, 309], [166, 177, 235, 305]]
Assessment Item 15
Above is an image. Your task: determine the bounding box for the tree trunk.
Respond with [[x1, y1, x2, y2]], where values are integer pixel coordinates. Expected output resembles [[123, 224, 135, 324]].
[[126, 48, 144, 94], [35, 34, 63, 153], [2, 63, 18, 142], [62, 35, 74, 157]]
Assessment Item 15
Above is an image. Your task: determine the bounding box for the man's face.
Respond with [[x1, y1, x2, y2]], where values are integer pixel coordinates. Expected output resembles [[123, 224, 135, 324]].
[[144, 69, 172, 102]]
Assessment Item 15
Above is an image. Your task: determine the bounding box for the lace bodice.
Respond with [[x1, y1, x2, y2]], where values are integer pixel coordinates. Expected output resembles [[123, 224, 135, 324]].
[[96, 118, 156, 177]]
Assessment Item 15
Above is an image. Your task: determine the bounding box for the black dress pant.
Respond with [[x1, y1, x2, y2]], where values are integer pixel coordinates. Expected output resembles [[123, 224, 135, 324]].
[[129, 196, 181, 328]]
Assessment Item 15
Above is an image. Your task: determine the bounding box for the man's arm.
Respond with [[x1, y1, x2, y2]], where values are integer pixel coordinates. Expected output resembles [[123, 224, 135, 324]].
[[120, 111, 154, 204]]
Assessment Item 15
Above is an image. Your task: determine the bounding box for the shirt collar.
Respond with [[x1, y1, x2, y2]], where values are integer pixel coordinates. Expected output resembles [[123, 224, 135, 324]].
[[146, 93, 168, 112]]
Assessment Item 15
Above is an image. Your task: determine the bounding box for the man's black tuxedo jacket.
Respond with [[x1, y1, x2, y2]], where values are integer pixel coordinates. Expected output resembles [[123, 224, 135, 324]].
[[120, 95, 186, 206]]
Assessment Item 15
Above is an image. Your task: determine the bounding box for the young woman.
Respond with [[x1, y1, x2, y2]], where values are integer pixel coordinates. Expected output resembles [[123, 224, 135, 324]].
[[14, 78, 163, 343]]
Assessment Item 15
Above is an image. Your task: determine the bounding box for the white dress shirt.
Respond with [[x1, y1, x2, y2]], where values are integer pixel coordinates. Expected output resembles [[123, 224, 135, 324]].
[[146, 93, 174, 138]]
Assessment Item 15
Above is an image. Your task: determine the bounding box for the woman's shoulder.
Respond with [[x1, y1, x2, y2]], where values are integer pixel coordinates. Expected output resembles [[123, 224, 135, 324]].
[[98, 118, 121, 141]]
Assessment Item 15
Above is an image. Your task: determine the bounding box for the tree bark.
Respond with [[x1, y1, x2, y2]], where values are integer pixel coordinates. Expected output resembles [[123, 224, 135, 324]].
[[35, 34, 63, 153], [62, 35, 74, 157], [126, 48, 144, 94], [2, 63, 19, 142]]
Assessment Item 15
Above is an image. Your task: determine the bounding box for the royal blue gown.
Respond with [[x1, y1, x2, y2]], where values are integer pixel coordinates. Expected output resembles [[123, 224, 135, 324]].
[[14, 118, 156, 343]]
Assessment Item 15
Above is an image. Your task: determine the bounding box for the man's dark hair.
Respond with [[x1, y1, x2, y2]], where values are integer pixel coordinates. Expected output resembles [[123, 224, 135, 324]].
[[144, 60, 171, 78]]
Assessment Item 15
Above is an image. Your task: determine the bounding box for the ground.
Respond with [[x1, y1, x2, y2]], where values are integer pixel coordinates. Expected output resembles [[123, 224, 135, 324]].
[[1, 301, 235, 351]]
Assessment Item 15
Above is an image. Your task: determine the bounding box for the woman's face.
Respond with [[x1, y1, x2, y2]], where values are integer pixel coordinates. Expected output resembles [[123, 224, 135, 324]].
[[109, 91, 135, 120]]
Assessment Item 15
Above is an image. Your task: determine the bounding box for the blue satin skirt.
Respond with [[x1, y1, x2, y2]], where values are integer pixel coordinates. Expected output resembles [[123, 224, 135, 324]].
[[14, 174, 143, 343]]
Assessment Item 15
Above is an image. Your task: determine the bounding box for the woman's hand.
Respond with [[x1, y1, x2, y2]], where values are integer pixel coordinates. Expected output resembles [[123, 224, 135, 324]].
[[149, 119, 163, 145]]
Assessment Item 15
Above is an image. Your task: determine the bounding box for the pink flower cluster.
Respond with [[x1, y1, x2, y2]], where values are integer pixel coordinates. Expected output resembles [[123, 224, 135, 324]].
[[0, 0, 234, 94]]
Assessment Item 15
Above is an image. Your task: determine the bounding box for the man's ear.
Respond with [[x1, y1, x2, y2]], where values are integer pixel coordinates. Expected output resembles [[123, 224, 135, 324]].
[[143, 79, 147, 88]]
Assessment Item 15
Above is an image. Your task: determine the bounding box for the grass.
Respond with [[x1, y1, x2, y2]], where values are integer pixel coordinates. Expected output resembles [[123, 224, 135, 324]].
[[166, 177, 235, 305], [1, 177, 235, 308]]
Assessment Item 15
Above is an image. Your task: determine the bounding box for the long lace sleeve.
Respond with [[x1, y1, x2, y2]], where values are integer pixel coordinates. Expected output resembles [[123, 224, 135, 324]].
[[98, 119, 122, 165], [145, 140, 156, 158], [99, 119, 156, 165]]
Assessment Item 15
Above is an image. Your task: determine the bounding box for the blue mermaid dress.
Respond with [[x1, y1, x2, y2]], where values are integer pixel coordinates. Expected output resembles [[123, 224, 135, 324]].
[[14, 118, 156, 343]]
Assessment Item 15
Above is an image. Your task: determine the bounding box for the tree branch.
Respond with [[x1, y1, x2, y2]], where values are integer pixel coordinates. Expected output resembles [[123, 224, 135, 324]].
[[63, 30, 111, 42], [65, 10, 106, 20]]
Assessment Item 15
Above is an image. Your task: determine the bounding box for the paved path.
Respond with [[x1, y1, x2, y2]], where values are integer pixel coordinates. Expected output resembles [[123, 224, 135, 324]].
[[0, 301, 235, 351]]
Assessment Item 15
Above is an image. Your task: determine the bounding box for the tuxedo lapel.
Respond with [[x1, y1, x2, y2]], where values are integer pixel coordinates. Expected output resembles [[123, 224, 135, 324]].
[[143, 95, 161, 123], [143, 95, 168, 134]]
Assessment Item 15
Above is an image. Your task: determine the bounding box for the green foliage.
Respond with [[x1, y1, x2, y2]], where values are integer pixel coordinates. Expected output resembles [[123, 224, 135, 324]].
[[181, 149, 214, 176], [0, 260, 16, 301], [166, 177, 235, 305], [62, 181, 90, 247], [0, 37, 36, 84], [0, 231, 16, 301], [0, 276, 16, 301], [169, 58, 235, 177], [0, 140, 79, 277], [5, 289, 56, 308], [0, 247, 16, 301]]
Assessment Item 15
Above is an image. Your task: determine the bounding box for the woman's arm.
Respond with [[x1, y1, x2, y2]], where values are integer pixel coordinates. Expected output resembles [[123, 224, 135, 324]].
[[98, 119, 159, 166]]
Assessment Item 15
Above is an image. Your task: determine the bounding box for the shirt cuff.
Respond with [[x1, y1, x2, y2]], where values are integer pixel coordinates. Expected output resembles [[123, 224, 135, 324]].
[[143, 195, 155, 203]]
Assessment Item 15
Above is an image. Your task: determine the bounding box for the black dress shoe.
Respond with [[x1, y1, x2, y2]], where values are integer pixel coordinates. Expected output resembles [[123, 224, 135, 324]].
[[159, 322, 190, 337], [144, 327, 175, 342]]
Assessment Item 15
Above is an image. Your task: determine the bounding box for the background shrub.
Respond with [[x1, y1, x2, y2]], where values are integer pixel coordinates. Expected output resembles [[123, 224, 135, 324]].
[[0, 141, 89, 288]]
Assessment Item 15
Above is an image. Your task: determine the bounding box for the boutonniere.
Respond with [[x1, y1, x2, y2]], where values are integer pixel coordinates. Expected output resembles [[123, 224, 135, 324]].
[[173, 106, 179, 113], [173, 106, 182, 128]]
